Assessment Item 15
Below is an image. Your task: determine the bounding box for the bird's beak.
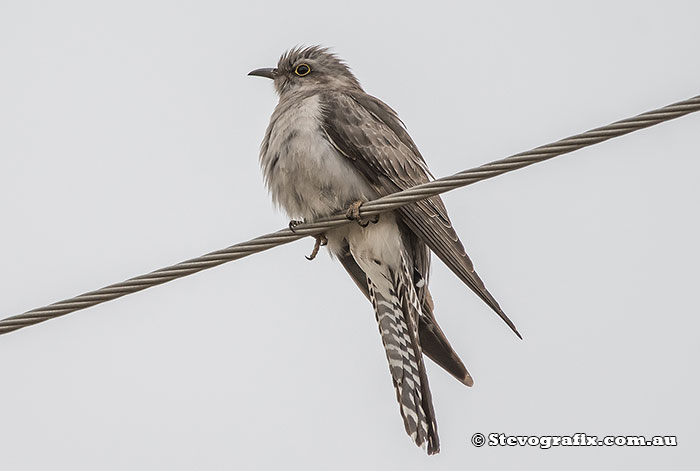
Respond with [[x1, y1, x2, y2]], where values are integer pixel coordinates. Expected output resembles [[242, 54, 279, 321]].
[[248, 67, 277, 79]]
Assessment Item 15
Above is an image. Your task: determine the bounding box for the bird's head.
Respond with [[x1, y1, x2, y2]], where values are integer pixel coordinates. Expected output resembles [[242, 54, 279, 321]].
[[248, 46, 361, 95]]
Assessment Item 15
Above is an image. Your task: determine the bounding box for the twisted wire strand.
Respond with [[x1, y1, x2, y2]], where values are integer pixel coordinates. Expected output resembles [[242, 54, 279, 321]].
[[2, 95, 699, 336]]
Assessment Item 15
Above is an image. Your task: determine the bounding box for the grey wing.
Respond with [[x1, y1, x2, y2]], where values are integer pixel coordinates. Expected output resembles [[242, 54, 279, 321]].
[[321, 90, 521, 338]]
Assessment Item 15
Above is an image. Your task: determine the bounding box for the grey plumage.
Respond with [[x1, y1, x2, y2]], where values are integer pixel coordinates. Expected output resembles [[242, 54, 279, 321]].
[[251, 46, 519, 454]]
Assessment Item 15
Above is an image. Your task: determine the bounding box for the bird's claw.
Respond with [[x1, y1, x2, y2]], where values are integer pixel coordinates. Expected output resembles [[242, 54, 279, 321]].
[[346, 200, 363, 221], [288, 219, 305, 233], [306, 234, 328, 261], [345, 200, 380, 227]]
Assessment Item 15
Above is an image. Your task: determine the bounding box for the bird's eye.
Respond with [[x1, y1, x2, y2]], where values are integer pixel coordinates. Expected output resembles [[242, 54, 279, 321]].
[[295, 64, 311, 76]]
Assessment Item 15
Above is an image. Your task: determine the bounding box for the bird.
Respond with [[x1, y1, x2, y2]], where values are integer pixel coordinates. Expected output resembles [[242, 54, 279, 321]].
[[249, 46, 520, 455]]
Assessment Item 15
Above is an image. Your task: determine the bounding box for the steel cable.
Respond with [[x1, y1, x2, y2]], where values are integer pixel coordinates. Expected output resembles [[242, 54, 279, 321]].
[[1, 94, 699, 335]]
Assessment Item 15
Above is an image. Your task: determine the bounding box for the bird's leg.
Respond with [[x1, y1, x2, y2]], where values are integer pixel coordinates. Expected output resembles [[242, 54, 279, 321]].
[[345, 200, 380, 227], [305, 233, 328, 261], [288, 219, 305, 232]]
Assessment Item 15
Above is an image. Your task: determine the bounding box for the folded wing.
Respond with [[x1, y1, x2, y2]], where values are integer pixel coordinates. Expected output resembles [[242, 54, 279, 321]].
[[320, 90, 520, 338]]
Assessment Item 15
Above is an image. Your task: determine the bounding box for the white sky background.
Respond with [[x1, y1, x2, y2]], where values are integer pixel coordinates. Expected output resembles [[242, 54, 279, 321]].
[[1, 1, 699, 469]]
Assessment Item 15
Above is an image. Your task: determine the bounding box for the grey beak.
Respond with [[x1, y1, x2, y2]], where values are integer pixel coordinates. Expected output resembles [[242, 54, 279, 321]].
[[248, 67, 277, 79]]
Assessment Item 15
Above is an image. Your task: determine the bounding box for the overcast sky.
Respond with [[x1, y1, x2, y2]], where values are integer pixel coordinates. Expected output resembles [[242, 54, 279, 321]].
[[1, 1, 698, 469]]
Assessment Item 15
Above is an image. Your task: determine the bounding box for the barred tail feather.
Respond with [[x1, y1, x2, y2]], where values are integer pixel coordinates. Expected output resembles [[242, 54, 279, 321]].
[[367, 252, 439, 454]]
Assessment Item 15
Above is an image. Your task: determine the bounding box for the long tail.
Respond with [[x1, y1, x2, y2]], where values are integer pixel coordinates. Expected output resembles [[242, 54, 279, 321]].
[[337, 245, 473, 387], [367, 252, 439, 454]]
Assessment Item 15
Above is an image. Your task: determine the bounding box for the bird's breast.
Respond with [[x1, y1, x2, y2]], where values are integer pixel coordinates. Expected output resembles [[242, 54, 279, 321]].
[[260, 94, 376, 221]]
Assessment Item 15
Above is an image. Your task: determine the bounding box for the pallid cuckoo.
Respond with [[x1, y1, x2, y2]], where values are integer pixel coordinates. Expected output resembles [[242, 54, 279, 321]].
[[249, 46, 520, 454]]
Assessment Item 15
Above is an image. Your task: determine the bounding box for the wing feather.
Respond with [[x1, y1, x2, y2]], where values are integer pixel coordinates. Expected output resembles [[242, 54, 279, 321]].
[[321, 90, 520, 337]]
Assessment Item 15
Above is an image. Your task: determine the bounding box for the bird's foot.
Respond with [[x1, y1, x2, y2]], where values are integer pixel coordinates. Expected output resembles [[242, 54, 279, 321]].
[[345, 200, 363, 221], [305, 233, 328, 261], [345, 200, 379, 227], [288, 219, 306, 232]]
